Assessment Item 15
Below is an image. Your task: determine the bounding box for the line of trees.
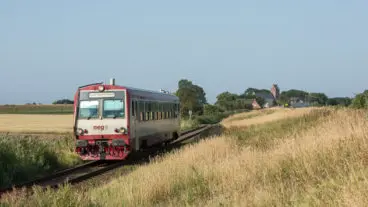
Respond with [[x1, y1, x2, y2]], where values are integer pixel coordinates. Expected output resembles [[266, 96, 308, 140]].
[[52, 99, 74, 104], [51, 80, 367, 116]]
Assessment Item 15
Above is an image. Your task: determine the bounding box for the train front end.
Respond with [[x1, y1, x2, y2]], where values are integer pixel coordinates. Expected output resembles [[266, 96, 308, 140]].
[[73, 80, 130, 160]]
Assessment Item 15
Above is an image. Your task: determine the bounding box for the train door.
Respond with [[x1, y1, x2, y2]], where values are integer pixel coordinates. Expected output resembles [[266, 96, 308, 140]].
[[131, 99, 139, 151]]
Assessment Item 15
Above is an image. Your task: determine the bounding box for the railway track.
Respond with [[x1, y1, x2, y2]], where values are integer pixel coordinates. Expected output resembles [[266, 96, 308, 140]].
[[0, 124, 213, 197]]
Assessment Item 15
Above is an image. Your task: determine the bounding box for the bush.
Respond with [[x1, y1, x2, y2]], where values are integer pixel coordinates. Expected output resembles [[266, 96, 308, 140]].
[[194, 111, 236, 125], [203, 104, 223, 116], [351, 91, 368, 109]]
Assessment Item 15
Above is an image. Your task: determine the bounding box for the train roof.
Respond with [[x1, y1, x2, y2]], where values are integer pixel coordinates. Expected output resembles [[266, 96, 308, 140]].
[[78, 82, 179, 101]]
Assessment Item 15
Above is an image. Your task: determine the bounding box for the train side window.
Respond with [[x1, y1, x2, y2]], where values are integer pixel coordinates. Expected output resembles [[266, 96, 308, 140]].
[[170, 103, 173, 118], [132, 100, 135, 116], [148, 102, 153, 120], [149, 102, 153, 120], [139, 101, 145, 121], [152, 102, 156, 120], [163, 103, 167, 119], [174, 103, 178, 118], [158, 103, 162, 120], [169, 103, 172, 118]]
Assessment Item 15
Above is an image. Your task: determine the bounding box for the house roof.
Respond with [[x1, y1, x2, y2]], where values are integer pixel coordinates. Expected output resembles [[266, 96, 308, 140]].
[[255, 91, 275, 100]]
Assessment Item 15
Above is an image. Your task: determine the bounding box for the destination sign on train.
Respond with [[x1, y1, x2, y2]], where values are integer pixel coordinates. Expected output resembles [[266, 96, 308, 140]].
[[88, 92, 115, 98]]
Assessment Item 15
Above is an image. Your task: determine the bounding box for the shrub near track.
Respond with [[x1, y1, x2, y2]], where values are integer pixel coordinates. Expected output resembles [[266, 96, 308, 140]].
[[2, 107, 368, 207], [0, 134, 81, 189]]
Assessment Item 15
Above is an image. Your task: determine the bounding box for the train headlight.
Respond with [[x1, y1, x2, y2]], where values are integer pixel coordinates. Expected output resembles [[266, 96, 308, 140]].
[[98, 85, 105, 92], [120, 127, 126, 134], [76, 128, 84, 135], [114, 127, 127, 134]]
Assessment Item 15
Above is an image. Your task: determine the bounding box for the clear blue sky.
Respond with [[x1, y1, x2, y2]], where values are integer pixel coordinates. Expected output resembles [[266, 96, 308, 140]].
[[1, 0, 367, 104]]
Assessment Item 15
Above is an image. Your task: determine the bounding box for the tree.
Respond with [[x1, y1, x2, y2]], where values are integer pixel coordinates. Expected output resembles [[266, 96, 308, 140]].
[[327, 97, 352, 106], [215, 92, 239, 110], [53, 99, 74, 104], [203, 104, 223, 116], [176, 79, 207, 117], [351, 90, 368, 109], [242, 88, 270, 99], [279, 89, 309, 104], [255, 96, 266, 108], [327, 98, 339, 106], [308, 93, 328, 106]]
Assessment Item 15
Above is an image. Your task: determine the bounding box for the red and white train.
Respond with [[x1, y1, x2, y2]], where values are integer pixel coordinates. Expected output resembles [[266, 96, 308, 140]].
[[73, 78, 180, 160]]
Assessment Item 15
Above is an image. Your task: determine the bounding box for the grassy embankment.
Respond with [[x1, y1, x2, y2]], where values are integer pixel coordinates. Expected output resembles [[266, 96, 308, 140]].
[[3, 107, 367, 206], [0, 133, 81, 189], [0, 105, 79, 189]]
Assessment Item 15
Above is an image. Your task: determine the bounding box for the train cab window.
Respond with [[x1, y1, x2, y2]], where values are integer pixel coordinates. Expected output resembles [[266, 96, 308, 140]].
[[103, 100, 125, 118], [78, 100, 99, 119]]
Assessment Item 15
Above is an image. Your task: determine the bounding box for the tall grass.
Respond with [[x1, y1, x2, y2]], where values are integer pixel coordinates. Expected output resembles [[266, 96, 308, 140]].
[[0, 133, 81, 189], [2, 107, 368, 207]]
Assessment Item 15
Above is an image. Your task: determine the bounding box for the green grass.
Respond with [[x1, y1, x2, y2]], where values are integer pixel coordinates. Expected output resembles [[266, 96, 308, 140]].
[[0, 104, 73, 114], [0, 133, 82, 189]]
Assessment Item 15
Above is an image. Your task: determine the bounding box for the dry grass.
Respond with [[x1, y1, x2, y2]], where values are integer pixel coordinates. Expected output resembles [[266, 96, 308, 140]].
[[0, 114, 73, 133], [221, 107, 314, 128], [85, 107, 368, 207], [2, 107, 368, 207]]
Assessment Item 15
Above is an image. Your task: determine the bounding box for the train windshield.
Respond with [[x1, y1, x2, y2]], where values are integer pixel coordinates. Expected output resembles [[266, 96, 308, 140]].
[[103, 99, 125, 118], [78, 100, 99, 119]]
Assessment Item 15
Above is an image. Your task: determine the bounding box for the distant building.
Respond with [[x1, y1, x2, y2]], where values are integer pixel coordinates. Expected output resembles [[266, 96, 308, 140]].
[[289, 97, 310, 108], [252, 99, 261, 109], [270, 84, 279, 100], [251, 84, 279, 109]]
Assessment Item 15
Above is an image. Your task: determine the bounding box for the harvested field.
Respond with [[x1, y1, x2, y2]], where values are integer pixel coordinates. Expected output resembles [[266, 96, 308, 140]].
[[0, 114, 73, 134]]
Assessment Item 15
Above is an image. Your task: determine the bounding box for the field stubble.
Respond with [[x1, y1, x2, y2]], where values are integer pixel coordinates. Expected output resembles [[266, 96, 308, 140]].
[[0, 114, 73, 134]]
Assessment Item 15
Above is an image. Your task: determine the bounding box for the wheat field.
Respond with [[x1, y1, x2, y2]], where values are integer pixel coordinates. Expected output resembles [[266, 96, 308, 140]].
[[0, 114, 73, 133]]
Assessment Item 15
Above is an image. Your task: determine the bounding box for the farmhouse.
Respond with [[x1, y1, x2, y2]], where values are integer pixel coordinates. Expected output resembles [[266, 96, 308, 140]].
[[252, 84, 279, 108]]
